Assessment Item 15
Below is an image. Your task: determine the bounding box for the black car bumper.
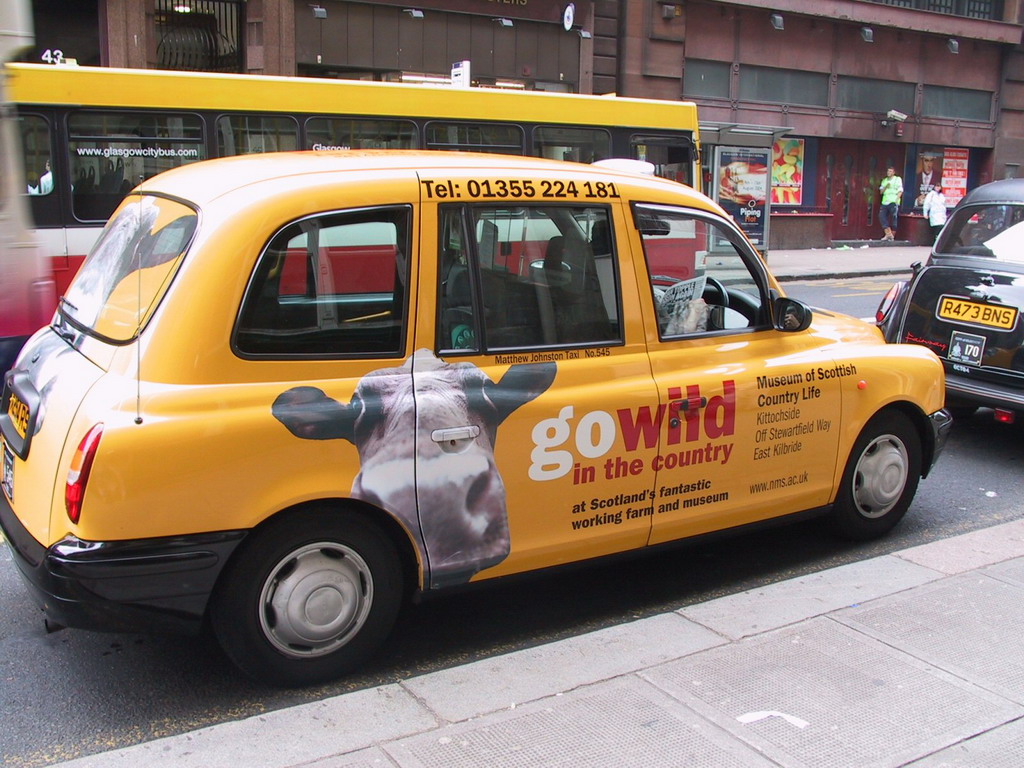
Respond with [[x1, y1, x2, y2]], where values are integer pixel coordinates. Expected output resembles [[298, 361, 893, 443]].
[[926, 408, 953, 477], [945, 372, 1024, 414], [0, 490, 246, 635]]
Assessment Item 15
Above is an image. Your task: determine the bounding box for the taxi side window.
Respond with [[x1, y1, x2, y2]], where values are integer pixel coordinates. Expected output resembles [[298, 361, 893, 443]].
[[234, 206, 411, 357], [634, 204, 768, 338], [438, 204, 622, 352]]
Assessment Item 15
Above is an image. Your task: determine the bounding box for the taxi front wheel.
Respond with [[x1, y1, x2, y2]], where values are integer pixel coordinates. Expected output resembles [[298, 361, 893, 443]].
[[210, 509, 403, 687], [830, 411, 921, 540]]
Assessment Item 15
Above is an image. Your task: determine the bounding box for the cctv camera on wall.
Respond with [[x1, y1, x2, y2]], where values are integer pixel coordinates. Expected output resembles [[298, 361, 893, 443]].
[[886, 109, 908, 123]]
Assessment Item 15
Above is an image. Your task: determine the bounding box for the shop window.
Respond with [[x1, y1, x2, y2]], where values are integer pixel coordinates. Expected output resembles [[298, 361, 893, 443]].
[[922, 86, 992, 121], [738, 65, 828, 107], [683, 60, 730, 100], [155, 0, 244, 73], [836, 77, 914, 115]]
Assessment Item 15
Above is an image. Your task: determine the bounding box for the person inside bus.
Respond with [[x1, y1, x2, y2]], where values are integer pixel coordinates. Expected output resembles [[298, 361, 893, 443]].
[[27, 160, 53, 195]]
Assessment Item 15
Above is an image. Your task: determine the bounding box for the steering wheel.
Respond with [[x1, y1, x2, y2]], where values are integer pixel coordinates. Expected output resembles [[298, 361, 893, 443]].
[[702, 276, 730, 309]]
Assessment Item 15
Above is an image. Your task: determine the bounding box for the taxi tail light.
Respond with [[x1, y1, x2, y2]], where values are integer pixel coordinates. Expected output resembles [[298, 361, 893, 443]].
[[994, 409, 1015, 424], [66, 424, 103, 524], [876, 284, 901, 324]]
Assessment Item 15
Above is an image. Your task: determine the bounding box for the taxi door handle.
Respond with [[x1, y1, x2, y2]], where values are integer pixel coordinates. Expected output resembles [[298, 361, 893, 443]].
[[668, 396, 707, 428], [669, 396, 707, 411], [431, 425, 480, 444]]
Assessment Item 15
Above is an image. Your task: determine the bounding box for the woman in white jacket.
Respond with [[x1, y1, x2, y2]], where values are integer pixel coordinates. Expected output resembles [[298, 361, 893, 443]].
[[922, 187, 947, 242]]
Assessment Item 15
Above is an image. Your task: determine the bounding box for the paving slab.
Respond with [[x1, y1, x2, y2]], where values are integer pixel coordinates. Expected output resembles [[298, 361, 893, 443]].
[[895, 519, 1024, 574], [677, 554, 942, 640], [838, 568, 1024, 704], [388, 676, 774, 768], [906, 717, 1024, 766], [52, 685, 437, 768], [401, 612, 724, 723], [640, 617, 1021, 768]]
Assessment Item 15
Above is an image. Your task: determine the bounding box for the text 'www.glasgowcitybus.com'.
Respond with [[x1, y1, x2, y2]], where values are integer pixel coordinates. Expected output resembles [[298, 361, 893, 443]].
[[749, 471, 809, 495], [75, 146, 201, 159]]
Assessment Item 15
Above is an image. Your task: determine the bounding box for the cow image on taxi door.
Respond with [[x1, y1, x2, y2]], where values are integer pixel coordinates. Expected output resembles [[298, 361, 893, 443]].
[[271, 350, 556, 588], [0, 150, 951, 688]]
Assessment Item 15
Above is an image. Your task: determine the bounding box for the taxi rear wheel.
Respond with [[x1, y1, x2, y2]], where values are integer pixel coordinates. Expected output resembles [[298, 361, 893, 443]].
[[830, 411, 921, 540], [210, 509, 402, 687]]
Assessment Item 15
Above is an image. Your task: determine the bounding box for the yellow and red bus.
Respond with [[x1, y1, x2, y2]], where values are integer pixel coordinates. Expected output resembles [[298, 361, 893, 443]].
[[0, 2, 55, 374], [3, 61, 700, 370]]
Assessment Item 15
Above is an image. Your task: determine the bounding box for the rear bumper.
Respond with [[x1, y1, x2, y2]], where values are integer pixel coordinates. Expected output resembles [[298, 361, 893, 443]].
[[0, 490, 245, 635], [945, 372, 1024, 413], [926, 408, 953, 477]]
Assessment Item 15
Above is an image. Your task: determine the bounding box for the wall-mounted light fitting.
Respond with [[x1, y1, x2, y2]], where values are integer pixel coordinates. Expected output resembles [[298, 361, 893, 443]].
[[770, 13, 784, 31], [311, 5, 327, 19], [860, 26, 874, 43], [578, 29, 592, 39], [403, 8, 424, 19], [494, 17, 514, 27], [947, 38, 959, 54]]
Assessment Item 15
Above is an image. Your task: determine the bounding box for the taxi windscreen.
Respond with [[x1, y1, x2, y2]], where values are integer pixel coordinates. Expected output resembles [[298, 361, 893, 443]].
[[936, 203, 1024, 263], [59, 195, 197, 343]]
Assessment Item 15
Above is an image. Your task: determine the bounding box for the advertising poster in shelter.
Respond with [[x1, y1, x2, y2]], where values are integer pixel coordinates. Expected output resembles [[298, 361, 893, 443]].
[[941, 148, 970, 208], [913, 148, 944, 206], [771, 138, 804, 205], [715, 146, 770, 246]]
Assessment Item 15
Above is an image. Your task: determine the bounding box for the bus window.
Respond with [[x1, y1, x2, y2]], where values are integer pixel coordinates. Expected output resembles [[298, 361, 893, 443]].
[[533, 126, 611, 164], [217, 114, 299, 156], [21, 115, 53, 196], [67, 111, 206, 222], [631, 134, 697, 187], [305, 117, 417, 150], [424, 122, 523, 154]]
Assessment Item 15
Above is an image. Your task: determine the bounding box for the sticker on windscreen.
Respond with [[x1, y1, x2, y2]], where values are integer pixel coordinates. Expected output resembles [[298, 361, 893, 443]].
[[948, 330, 986, 366]]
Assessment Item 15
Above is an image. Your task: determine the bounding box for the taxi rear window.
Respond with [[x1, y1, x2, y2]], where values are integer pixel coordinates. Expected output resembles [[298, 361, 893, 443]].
[[59, 194, 197, 343], [937, 203, 1024, 262], [234, 206, 411, 358]]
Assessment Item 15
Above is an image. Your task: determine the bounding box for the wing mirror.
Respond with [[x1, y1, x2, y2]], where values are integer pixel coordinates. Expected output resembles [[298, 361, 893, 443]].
[[773, 297, 812, 332]]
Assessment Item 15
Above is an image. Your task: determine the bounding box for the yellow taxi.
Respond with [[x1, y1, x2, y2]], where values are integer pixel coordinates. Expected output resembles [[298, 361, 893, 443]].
[[0, 151, 950, 686]]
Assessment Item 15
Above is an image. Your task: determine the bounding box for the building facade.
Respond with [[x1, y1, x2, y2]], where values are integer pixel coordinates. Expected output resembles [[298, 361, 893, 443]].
[[23, 0, 1024, 244]]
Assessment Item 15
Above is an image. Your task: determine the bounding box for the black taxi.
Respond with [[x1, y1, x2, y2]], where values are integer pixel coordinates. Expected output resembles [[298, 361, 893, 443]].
[[877, 178, 1024, 422]]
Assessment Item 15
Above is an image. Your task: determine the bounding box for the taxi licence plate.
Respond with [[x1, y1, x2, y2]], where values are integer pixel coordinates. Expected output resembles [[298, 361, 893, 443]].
[[2, 439, 13, 502], [937, 296, 1018, 330], [6, 390, 29, 440]]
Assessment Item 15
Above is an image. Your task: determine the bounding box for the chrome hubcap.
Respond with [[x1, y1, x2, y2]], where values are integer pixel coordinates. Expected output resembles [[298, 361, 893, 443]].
[[851, 434, 909, 519], [259, 542, 373, 658]]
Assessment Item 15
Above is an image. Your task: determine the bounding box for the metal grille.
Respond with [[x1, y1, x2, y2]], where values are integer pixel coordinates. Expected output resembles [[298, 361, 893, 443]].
[[155, 0, 243, 72], [862, 0, 1003, 18]]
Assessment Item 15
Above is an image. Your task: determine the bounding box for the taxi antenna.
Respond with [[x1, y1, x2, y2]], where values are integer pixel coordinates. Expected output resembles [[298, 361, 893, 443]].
[[134, 188, 144, 425]]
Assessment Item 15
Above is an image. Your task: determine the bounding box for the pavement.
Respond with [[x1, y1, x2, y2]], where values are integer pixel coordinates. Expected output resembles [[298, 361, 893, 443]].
[[767, 243, 929, 282], [57, 241, 1024, 768]]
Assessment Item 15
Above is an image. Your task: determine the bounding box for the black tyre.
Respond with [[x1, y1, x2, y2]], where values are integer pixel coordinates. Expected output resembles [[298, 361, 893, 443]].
[[211, 509, 403, 687], [830, 410, 921, 540]]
